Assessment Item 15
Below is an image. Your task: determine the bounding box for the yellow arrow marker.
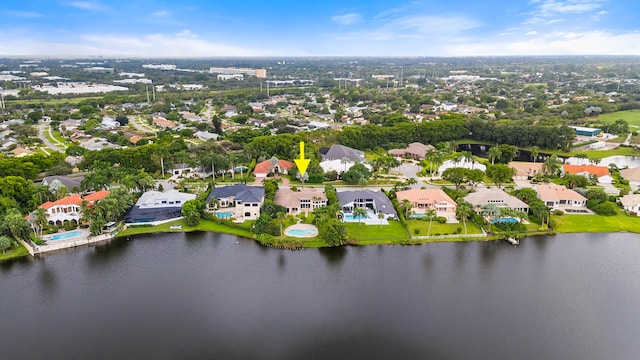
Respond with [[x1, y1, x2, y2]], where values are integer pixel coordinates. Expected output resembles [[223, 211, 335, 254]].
[[294, 141, 310, 177]]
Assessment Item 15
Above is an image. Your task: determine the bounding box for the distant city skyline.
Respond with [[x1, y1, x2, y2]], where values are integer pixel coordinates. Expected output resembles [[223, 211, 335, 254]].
[[2, 0, 640, 57]]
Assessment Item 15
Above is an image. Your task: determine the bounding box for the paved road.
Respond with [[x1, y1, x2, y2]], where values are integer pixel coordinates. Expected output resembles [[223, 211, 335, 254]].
[[37, 123, 64, 153], [128, 115, 155, 134]]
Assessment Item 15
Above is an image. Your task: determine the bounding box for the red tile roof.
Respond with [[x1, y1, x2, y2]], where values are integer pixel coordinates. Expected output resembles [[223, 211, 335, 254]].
[[563, 164, 610, 177], [39, 194, 83, 210], [253, 159, 295, 175], [84, 190, 110, 202]]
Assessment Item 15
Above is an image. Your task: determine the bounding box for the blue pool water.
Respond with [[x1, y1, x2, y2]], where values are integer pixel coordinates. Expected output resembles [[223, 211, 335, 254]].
[[410, 213, 427, 218], [46, 230, 84, 241], [344, 214, 370, 221], [215, 211, 233, 219], [493, 217, 518, 224], [286, 228, 318, 236]]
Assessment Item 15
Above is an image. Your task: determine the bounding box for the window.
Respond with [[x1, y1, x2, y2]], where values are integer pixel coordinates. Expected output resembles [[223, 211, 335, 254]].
[[176, 200, 181, 204], [161, 200, 167, 204], [301, 199, 311, 209], [252, 203, 258, 207], [244, 212, 251, 217]]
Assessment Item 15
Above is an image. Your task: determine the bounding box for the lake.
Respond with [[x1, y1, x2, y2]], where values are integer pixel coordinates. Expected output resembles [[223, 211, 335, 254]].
[[2, 232, 640, 360]]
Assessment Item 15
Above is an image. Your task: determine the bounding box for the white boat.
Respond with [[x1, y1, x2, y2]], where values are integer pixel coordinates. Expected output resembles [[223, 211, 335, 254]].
[[506, 237, 519, 245], [169, 225, 182, 230]]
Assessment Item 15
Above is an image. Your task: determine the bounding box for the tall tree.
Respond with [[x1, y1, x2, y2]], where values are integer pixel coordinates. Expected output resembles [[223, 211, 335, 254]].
[[543, 154, 562, 176], [456, 202, 474, 235], [530, 146, 540, 163], [487, 146, 501, 165]]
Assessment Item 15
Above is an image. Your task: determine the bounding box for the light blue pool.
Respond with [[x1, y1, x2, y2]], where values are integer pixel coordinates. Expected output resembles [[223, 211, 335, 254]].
[[344, 214, 370, 221], [493, 217, 518, 224], [46, 230, 84, 241], [410, 213, 427, 219], [215, 211, 233, 219], [286, 228, 318, 237]]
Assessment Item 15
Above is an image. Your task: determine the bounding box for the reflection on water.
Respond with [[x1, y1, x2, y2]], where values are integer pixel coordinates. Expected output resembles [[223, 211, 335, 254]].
[[1, 232, 640, 360]]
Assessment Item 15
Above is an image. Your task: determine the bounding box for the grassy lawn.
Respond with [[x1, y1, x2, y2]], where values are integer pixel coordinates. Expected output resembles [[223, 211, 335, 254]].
[[117, 218, 329, 248], [596, 110, 640, 127], [553, 208, 640, 233], [406, 219, 483, 236], [344, 220, 410, 244], [0, 244, 30, 262], [118, 218, 255, 238], [50, 129, 72, 146], [540, 145, 640, 160], [6, 96, 104, 106]]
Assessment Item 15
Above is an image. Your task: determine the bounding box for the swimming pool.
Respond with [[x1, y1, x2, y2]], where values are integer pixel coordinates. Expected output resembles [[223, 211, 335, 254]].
[[492, 217, 518, 224], [215, 211, 233, 219], [45, 230, 84, 241], [344, 214, 370, 221], [286, 228, 318, 237]]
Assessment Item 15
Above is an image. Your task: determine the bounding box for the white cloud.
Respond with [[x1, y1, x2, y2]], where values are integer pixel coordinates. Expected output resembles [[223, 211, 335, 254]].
[[331, 13, 362, 25], [526, 31, 538, 35], [3, 10, 45, 18], [531, 0, 606, 17], [0, 31, 278, 57], [67, 1, 108, 11], [443, 30, 640, 56], [151, 10, 169, 18], [389, 15, 481, 35]]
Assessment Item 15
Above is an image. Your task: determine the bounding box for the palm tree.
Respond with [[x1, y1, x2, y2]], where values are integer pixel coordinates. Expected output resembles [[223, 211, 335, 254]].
[[34, 208, 47, 238], [425, 149, 438, 175], [461, 151, 474, 168], [401, 199, 413, 218], [386, 155, 401, 174], [353, 207, 367, 226], [277, 211, 285, 236], [487, 146, 501, 165], [456, 202, 474, 234], [228, 153, 236, 180], [530, 146, 540, 163], [481, 203, 499, 233], [425, 209, 436, 236], [378, 212, 385, 229], [452, 152, 463, 165], [269, 156, 279, 176], [405, 177, 417, 188], [543, 154, 562, 176], [341, 157, 351, 173]]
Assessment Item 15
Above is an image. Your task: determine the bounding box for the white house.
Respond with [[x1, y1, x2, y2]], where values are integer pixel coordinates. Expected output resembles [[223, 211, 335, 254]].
[[319, 159, 372, 177], [620, 194, 640, 216], [437, 159, 486, 176], [206, 184, 265, 221], [535, 183, 587, 209], [124, 190, 196, 225], [589, 141, 606, 150], [39, 190, 110, 225]]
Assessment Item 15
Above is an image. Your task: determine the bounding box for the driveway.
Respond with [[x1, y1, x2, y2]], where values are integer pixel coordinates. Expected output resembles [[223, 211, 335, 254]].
[[37, 123, 64, 152]]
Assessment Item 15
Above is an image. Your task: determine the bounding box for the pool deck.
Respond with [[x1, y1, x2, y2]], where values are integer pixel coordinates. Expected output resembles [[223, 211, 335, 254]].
[[22, 229, 117, 256], [284, 224, 319, 238]]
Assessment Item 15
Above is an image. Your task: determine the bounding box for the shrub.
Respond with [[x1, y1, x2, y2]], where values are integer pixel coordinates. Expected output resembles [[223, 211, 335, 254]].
[[456, 227, 462, 234], [436, 216, 447, 224], [414, 229, 420, 235], [553, 209, 564, 216], [593, 202, 617, 216]]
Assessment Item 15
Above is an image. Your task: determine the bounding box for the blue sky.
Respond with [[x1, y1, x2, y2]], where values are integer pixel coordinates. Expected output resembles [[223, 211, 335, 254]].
[[2, 0, 640, 57]]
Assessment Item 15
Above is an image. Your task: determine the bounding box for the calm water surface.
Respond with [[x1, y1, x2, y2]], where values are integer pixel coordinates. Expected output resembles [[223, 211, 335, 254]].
[[2, 232, 640, 360]]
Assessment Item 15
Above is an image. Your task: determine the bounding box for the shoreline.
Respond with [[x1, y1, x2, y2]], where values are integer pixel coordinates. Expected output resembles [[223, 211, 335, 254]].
[[2, 216, 638, 262]]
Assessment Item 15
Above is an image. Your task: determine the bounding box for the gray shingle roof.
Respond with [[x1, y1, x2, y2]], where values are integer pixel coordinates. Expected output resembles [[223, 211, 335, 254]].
[[337, 190, 397, 216], [322, 144, 365, 162], [207, 184, 264, 203]]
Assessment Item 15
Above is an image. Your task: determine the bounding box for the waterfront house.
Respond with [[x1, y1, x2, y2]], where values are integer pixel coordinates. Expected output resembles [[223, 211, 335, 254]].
[[396, 188, 457, 218], [274, 188, 327, 216], [534, 183, 587, 209], [620, 194, 640, 216], [337, 190, 397, 220], [464, 187, 529, 213], [437, 158, 486, 176], [509, 162, 544, 180], [620, 167, 640, 189], [206, 184, 264, 221], [124, 190, 196, 225], [388, 142, 435, 160], [39, 190, 110, 226], [562, 164, 613, 184]]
